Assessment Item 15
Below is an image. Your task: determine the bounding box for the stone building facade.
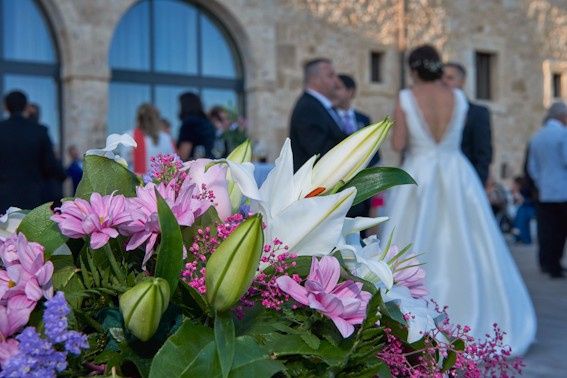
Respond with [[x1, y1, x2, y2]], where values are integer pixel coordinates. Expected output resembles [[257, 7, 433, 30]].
[[26, 0, 567, 178]]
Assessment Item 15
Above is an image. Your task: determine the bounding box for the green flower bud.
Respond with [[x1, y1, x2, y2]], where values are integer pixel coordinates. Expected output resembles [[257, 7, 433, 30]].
[[119, 278, 170, 341], [206, 214, 263, 312]]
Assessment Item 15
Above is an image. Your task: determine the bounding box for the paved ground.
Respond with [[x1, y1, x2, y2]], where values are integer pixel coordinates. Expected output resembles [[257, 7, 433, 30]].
[[509, 242, 567, 377]]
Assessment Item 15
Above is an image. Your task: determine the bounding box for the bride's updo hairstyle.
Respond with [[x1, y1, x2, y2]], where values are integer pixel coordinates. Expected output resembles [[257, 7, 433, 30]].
[[408, 44, 443, 81]]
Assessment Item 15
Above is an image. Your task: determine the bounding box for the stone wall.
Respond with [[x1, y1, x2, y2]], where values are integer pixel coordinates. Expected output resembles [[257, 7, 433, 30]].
[[37, 0, 567, 180]]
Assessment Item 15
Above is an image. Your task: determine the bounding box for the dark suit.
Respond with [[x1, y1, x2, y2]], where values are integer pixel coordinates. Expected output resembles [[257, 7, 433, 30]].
[[289, 92, 346, 171], [461, 101, 492, 186], [0, 114, 64, 213]]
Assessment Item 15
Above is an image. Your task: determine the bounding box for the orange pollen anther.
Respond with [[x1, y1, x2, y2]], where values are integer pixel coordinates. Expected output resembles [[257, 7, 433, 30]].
[[305, 187, 326, 198], [8, 280, 16, 288]]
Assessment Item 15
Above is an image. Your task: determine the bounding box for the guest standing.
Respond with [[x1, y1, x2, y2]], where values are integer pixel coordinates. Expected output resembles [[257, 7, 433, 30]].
[[121, 103, 175, 175], [528, 101, 567, 278], [177, 92, 216, 161], [0, 91, 63, 213], [66, 145, 83, 195], [442, 62, 493, 186], [289, 58, 345, 171]]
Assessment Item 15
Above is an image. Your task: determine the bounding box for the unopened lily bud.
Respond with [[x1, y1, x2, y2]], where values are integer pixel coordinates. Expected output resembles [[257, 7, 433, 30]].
[[119, 278, 170, 341], [308, 119, 392, 195], [206, 214, 263, 311], [226, 140, 253, 210]]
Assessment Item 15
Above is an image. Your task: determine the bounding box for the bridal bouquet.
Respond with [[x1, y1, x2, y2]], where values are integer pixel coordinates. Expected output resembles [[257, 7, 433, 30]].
[[0, 120, 522, 377]]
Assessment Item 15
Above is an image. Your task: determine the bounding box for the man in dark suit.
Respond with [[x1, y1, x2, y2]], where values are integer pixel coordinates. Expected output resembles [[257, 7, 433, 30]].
[[289, 58, 346, 171], [443, 62, 493, 186], [335, 74, 380, 220], [0, 91, 63, 213]]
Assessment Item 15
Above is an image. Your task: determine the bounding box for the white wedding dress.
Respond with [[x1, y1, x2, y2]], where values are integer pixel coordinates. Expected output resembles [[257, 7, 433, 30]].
[[382, 89, 536, 355]]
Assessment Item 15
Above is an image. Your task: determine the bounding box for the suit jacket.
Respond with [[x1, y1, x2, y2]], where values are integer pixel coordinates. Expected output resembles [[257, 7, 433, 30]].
[[461, 101, 492, 186], [289, 92, 346, 171], [0, 114, 63, 213]]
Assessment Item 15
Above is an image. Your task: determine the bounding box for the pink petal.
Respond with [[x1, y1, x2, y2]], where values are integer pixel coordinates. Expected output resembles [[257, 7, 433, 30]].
[[315, 256, 341, 292], [90, 232, 109, 250], [35, 262, 54, 286], [24, 280, 42, 302], [330, 316, 355, 338], [125, 232, 151, 251], [276, 276, 309, 305]]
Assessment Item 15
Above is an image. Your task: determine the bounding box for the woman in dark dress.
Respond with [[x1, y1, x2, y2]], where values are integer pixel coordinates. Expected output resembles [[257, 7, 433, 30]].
[[177, 92, 216, 161]]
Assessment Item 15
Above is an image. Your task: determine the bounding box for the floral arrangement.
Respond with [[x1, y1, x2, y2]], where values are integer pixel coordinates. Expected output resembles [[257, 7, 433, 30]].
[[0, 120, 522, 377]]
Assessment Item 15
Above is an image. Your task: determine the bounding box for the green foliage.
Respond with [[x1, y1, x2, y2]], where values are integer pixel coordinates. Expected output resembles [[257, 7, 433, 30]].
[[214, 312, 235, 378], [154, 190, 184, 295], [181, 207, 221, 246], [17, 202, 67, 257], [339, 167, 416, 206], [76, 155, 139, 199], [149, 319, 283, 378]]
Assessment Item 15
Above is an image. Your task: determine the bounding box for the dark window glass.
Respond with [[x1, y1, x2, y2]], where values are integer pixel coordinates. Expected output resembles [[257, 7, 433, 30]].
[[370, 51, 383, 83], [552, 73, 562, 98], [108, 0, 243, 136], [475, 52, 494, 100], [0, 0, 60, 146]]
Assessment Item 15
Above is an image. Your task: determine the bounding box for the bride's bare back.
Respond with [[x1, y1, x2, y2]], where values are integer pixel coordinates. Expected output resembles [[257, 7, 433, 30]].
[[410, 82, 455, 143]]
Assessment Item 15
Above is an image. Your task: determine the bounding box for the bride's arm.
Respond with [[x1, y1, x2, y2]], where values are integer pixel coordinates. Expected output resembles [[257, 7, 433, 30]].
[[392, 100, 407, 152]]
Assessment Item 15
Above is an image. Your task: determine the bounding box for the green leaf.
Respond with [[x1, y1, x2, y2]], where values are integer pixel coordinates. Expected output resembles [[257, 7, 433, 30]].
[[176, 281, 208, 315], [17, 202, 67, 257], [49, 254, 74, 270], [149, 320, 218, 378], [154, 190, 184, 295], [76, 155, 139, 198], [215, 312, 235, 378], [228, 336, 284, 378], [339, 167, 416, 206], [52, 265, 78, 291], [300, 331, 321, 350], [261, 333, 347, 367]]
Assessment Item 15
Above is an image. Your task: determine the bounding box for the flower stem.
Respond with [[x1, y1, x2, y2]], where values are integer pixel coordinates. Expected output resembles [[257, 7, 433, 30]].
[[104, 244, 126, 283]]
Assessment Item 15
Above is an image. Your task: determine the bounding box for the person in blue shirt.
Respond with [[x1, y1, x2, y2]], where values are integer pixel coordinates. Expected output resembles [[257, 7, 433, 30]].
[[66, 145, 83, 195], [528, 101, 567, 278]]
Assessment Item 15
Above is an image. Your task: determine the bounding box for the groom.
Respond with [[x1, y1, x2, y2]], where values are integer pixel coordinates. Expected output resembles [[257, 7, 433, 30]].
[[443, 62, 493, 186]]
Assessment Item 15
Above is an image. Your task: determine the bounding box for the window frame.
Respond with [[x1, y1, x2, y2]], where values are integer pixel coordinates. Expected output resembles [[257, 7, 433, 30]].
[[475, 51, 496, 101], [109, 0, 245, 116], [0, 0, 62, 152]]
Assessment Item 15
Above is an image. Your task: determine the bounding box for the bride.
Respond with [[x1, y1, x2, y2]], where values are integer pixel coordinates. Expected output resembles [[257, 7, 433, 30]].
[[382, 45, 536, 355]]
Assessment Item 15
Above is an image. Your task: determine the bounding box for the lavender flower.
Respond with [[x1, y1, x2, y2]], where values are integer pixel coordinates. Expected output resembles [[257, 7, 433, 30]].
[[0, 292, 88, 377]]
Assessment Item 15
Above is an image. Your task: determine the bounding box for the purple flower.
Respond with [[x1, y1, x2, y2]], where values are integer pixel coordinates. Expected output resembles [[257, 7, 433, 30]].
[[0, 292, 88, 377], [51, 192, 130, 249], [276, 256, 371, 338]]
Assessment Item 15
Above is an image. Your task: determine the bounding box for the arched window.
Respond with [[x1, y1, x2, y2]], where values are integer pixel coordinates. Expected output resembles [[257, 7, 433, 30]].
[[0, 0, 60, 146], [108, 0, 244, 138]]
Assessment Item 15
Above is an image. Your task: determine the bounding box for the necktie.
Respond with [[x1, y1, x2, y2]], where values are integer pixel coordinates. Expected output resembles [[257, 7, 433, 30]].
[[341, 113, 357, 135]]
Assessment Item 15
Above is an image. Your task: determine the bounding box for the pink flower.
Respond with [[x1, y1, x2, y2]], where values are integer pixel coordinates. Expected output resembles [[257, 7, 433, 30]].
[[385, 246, 428, 299], [0, 296, 35, 339], [0, 233, 54, 302], [121, 181, 208, 267], [276, 256, 371, 338], [0, 338, 18, 368], [51, 192, 130, 249], [182, 159, 231, 220]]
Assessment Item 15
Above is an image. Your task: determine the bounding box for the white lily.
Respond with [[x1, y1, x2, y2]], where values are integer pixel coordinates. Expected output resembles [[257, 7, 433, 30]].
[[306, 119, 392, 196], [338, 234, 394, 290], [0, 207, 25, 238], [85, 133, 137, 167], [226, 140, 253, 210], [225, 138, 356, 256], [383, 285, 438, 343]]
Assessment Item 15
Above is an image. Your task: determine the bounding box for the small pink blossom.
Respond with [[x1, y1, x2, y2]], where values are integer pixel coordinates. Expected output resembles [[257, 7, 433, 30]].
[[276, 256, 371, 338], [51, 192, 130, 249], [182, 159, 231, 220]]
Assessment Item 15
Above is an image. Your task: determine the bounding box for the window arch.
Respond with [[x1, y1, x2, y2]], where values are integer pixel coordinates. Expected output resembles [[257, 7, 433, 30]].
[[108, 0, 244, 138], [0, 0, 61, 146]]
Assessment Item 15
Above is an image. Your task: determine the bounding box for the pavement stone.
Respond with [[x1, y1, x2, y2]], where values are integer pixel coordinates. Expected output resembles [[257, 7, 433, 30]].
[[509, 242, 567, 377]]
